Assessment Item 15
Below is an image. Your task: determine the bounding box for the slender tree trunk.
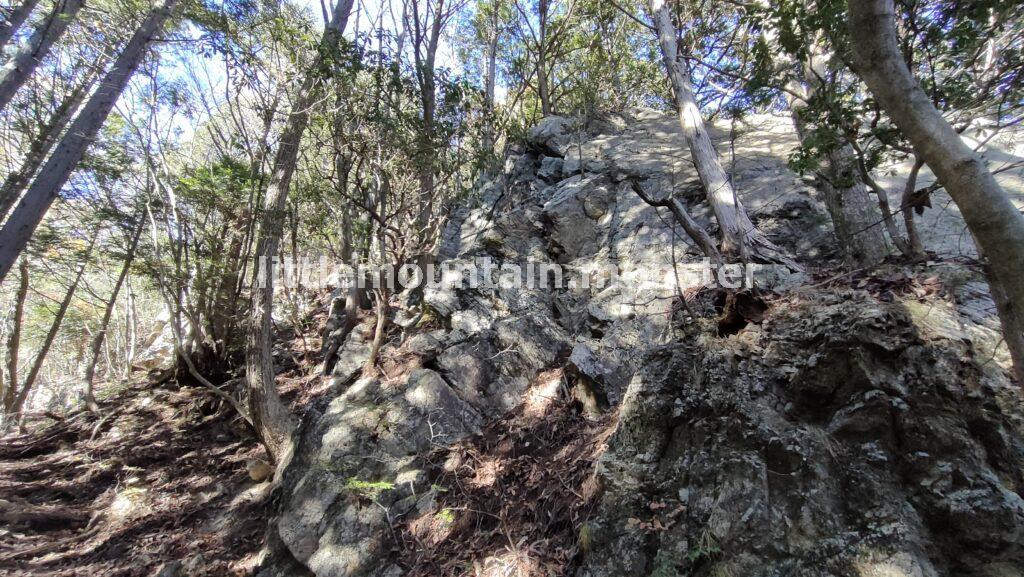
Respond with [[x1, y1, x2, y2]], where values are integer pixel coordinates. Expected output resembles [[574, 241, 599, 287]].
[[775, 42, 890, 267], [332, 93, 355, 264], [362, 290, 387, 375], [0, 0, 41, 54], [630, 179, 722, 266], [123, 276, 136, 377], [2, 257, 28, 415], [411, 0, 444, 243], [0, 0, 85, 114], [852, 152, 913, 257], [900, 157, 926, 259], [0, 67, 96, 223], [11, 231, 97, 417], [649, 0, 786, 264], [537, 53, 551, 116], [246, 0, 353, 465], [848, 0, 1024, 383], [80, 219, 142, 410], [536, 0, 552, 116], [481, 17, 498, 169], [0, 0, 178, 284]]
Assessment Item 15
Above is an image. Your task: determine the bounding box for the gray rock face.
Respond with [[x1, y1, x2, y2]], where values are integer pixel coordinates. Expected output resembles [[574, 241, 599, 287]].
[[537, 155, 565, 182], [327, 326, 371, 387], [275, 369, 481, 577], [526, 116, 577, 157], [262, 110, 1024, 577], [580, 293, 1024, 577], [542, 175, 616, 262]]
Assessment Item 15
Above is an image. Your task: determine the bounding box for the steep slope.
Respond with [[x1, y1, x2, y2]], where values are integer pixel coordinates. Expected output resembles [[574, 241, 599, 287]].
[[0, 297, 333, 577], [260, 110, 1024, 577], [0, 376, 270, 577]]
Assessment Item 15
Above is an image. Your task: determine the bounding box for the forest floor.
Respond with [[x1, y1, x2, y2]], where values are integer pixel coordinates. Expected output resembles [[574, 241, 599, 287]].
[[0, 293, 333, 577]]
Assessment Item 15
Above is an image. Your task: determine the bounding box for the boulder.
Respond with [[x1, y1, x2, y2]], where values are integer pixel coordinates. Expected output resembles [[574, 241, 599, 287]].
[[526, 116, 576, 157], [537, 155, 565, 182], [275, 369, 482, 576]]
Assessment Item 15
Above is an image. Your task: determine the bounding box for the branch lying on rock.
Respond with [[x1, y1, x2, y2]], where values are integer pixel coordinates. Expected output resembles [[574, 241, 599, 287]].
[[625, 176, 803, 272], [628, 178, 724, 267]]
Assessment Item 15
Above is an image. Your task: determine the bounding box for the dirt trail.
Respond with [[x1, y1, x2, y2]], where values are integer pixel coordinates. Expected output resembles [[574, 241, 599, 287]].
[[0, 375, 268, 576], [0, 294, 333, 577]]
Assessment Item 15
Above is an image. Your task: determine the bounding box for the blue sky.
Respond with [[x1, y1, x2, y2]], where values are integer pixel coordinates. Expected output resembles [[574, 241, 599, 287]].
[[143, 0, 469, 145]]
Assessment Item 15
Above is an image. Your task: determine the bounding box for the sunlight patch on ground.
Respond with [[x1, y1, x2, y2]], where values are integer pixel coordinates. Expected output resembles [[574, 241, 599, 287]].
[[476, 546, 543, 577], [522, 369, 564, 419]]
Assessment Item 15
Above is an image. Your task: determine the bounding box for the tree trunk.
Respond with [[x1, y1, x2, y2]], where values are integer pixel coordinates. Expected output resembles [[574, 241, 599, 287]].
[[332, 96, 354, 264], [0, 0, 179, 284], [848, 0, 1024, 383], [80, 219, 142, 410], [0, 67, 95, 223], [649, 0, 786, 264], [630, 179, 722, 266], [481, 15, 498, 168], [123, 276, 136, 377], [410, 0, 444, 244], [362, 290, 388, 375], [246, 0, 353, 465], [11, 230, 97, 417], [775, 43, 890, 267], [0, 0, 85, 114], [2, 257, 28, 415], [536, 0, 552, 116], [0, 0, 41, 54], [537, 53, 551, 116], [900, 158, 926, 259], [208, 209, 247, 355], [817, 145, 891, 266]]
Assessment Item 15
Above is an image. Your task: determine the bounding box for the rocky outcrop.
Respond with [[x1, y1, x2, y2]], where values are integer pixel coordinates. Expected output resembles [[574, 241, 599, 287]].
[[580, 292, 1024, 577], [260, 110, 1023, 577]]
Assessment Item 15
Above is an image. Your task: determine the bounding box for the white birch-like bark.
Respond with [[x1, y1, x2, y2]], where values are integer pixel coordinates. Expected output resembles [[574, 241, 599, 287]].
[[649, 0, 788, 264]]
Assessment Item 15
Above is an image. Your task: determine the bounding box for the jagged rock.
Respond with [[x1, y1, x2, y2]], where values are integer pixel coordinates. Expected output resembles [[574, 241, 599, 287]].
[[586, 112, 629, 135], [403, 329, 447, 358], [579, 294, 1024, 577], [563, 146, 610, 175], [568, 342, 611, 385], [328, 326, 372, 387], [422, 283, 459, 318], [542, 175, 615, 262], [275, 369, 482, 577], [437, 340, 495, 409], [537, 155, 564, 182], [263, 111, 1022, 577], [526, 116, 576, 157]]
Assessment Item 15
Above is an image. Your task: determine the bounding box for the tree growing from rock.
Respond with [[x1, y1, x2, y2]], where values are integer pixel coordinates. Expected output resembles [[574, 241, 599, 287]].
[[847, 0, 1024, 383], [647, 0, 789, 265], [245, 0, 355, 465]]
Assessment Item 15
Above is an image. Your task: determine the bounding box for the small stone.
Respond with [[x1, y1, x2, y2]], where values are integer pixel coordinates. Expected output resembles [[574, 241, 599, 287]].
[[151, 561, 182, 577], [247, 459, 273, 482]]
